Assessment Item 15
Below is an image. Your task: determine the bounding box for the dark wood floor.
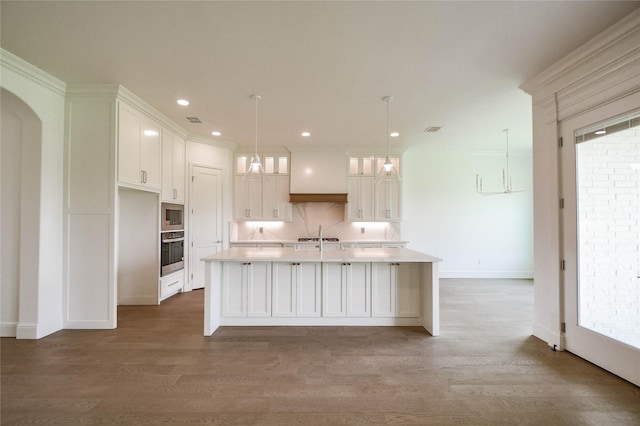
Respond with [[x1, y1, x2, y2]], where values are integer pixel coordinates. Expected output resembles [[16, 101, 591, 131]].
[[2, 279, 639, 425]]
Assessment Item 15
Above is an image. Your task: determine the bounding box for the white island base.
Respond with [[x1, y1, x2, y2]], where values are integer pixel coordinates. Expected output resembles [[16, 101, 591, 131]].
[[202, 247, 441, 336]]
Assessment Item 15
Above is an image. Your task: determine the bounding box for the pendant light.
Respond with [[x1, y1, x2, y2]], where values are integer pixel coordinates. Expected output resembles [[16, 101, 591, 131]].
[[377, 96, 400, 182], [245, 94, 264, 178], [475, 129, 528, 195]]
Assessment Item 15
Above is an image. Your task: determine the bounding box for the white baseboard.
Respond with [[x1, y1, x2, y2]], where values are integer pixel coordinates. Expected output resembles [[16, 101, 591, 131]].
[[440, 270, 534, 279], [533, 321, 563, 350], [15, 319, 62, 339], [1, 322, 18, 337]]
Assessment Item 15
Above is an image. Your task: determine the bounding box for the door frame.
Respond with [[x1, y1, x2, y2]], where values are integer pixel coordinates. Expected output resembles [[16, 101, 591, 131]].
[[560, 91, 640, 386]]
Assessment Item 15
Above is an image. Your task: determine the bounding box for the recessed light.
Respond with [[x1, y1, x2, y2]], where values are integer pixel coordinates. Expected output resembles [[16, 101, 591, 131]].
[[177, 99, 189, 106], [211, 131, 222, 136], [301, 132, 311, 137], [390, 132, 399, 137], [595, 129, 606, 135]]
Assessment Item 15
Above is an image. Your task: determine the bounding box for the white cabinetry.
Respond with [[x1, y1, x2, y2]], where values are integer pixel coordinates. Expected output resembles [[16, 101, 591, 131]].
[[374, 177, 401, 222], [234, 175, 263, 220], [263, 175, 292, 220], [396, 262, 421, 317], [161, 129, 185, 203], [222, 261, 272, 317], [372, 262, 420, 317], [272, 262, 321, 317], [374, 155, 401, 221], [247, 262, 272, 317], [234, 153, 291, 221], [347, 176, 375, 221], [263, 153, 289, 175], [118, 102, 161, 190], [347, 155, 401, 222], [322, 262, 370, 317], [160, 269, 184, 301]]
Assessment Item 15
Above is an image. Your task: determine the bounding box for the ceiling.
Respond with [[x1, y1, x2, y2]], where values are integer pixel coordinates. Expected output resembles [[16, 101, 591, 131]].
[[2, 1, 638, 153]]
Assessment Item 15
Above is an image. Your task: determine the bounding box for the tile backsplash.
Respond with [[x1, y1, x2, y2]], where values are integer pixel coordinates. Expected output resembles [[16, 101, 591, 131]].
[[231, 203, 401, 242]]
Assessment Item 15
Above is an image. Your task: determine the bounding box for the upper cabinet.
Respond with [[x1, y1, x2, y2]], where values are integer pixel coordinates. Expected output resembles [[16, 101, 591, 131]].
[[161, 129, 185, 203], [349, 155, 375, 176], [118, 102, 162, 191], [263, 154, 289, 175], [347, 154, 401, 222], [374, 156, 401, 222], [234, 153, 292, 221]]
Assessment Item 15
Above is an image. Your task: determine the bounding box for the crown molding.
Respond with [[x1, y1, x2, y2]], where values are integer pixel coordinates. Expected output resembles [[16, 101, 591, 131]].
[[187, 135, 237, 151], [521, 8, 640, 97], [0, 48, 66, 96]]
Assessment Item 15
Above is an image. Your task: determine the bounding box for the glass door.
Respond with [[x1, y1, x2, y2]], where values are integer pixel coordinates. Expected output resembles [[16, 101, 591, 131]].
[[561, 92, 640, 386]]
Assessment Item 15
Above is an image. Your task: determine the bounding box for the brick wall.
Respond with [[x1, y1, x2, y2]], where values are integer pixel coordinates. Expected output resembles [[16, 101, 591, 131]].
[[576, 126, 639, 349]]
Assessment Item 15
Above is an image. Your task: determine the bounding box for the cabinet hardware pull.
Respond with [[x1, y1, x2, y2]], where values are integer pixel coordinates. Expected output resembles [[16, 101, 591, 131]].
[[168, 281, 180, 287]]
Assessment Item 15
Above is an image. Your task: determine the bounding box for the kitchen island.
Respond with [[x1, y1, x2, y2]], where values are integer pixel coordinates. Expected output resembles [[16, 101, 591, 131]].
[[202, 247, 441, 336]]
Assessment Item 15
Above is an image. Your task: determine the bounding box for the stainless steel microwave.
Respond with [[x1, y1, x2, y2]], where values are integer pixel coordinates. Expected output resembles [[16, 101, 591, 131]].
[[161, 203, 184, 232]]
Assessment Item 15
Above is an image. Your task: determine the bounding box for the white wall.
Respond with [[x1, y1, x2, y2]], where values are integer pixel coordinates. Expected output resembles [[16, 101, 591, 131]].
[[403, 149, 533, 278], [1, 49, 66, 338], [1, 90, 26, 335]]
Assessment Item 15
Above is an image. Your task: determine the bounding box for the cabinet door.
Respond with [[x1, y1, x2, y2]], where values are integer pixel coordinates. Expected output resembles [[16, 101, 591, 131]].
[[222, 262, 246, 317], [162, 131, 185, 203], [297, 262, 321, 317], [139, 117, 162, 189], [397, 263, 421, 317], [263, 154, 289, 175], [371, 263, 396, 317], [172, 136, 185, 202], [322, 263, 346, 317], [347, 177, 374, 221], [263, 175, 292, 221], [348, 155, 375, 176], [346, 263, 370, 317], [118, 103, 142, 186], [375, 178, 401, 221], [247, 262, 272, 317], [234, 175, 263, 220], [273, 262, 296, 317]]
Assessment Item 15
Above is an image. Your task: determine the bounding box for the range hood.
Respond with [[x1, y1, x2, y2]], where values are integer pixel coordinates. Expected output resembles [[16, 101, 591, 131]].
[[289, 151, 348, 203]]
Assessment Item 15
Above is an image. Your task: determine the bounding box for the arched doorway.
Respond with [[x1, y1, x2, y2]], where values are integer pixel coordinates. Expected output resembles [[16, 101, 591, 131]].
[[1, 88, 43, 338]]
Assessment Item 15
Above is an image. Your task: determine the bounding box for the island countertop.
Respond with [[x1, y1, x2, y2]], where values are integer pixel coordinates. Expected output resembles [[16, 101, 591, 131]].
[[202, 247, 442, 263]]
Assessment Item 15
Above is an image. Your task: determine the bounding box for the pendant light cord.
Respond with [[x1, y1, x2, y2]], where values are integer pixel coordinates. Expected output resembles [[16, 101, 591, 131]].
[[386, 97, 390, 156], [254, 95, 259, 156]]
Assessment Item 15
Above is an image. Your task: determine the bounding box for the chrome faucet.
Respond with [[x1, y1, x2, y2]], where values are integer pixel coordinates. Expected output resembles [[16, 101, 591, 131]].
[[318, 224, 323, 253]]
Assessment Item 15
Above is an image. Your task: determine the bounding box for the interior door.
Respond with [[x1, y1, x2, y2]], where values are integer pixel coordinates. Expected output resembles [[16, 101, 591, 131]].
[[561, 92, 640, 386], [190, 166, 222, 290]]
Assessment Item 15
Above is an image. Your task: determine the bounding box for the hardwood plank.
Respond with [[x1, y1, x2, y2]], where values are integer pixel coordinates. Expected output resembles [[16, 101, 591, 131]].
[[2, 280, 639, 425]]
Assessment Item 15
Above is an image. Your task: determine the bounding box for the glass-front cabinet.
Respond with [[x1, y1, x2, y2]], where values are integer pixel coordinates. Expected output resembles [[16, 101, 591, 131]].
[[347, 154, 401, 222], [233, 153, 292, 221]]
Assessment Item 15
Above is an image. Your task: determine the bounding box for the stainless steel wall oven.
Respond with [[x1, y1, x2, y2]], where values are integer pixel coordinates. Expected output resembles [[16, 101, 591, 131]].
[[161, 203, 184, 276]]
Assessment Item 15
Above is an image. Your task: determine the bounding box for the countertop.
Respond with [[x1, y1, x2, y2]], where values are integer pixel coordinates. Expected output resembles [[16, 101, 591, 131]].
[[202, 247, 441, 263], [230, 240, 409, 245]]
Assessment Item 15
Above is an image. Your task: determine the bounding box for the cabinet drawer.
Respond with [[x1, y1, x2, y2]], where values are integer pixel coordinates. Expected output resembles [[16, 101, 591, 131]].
[[160, 271, 184, 300]]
